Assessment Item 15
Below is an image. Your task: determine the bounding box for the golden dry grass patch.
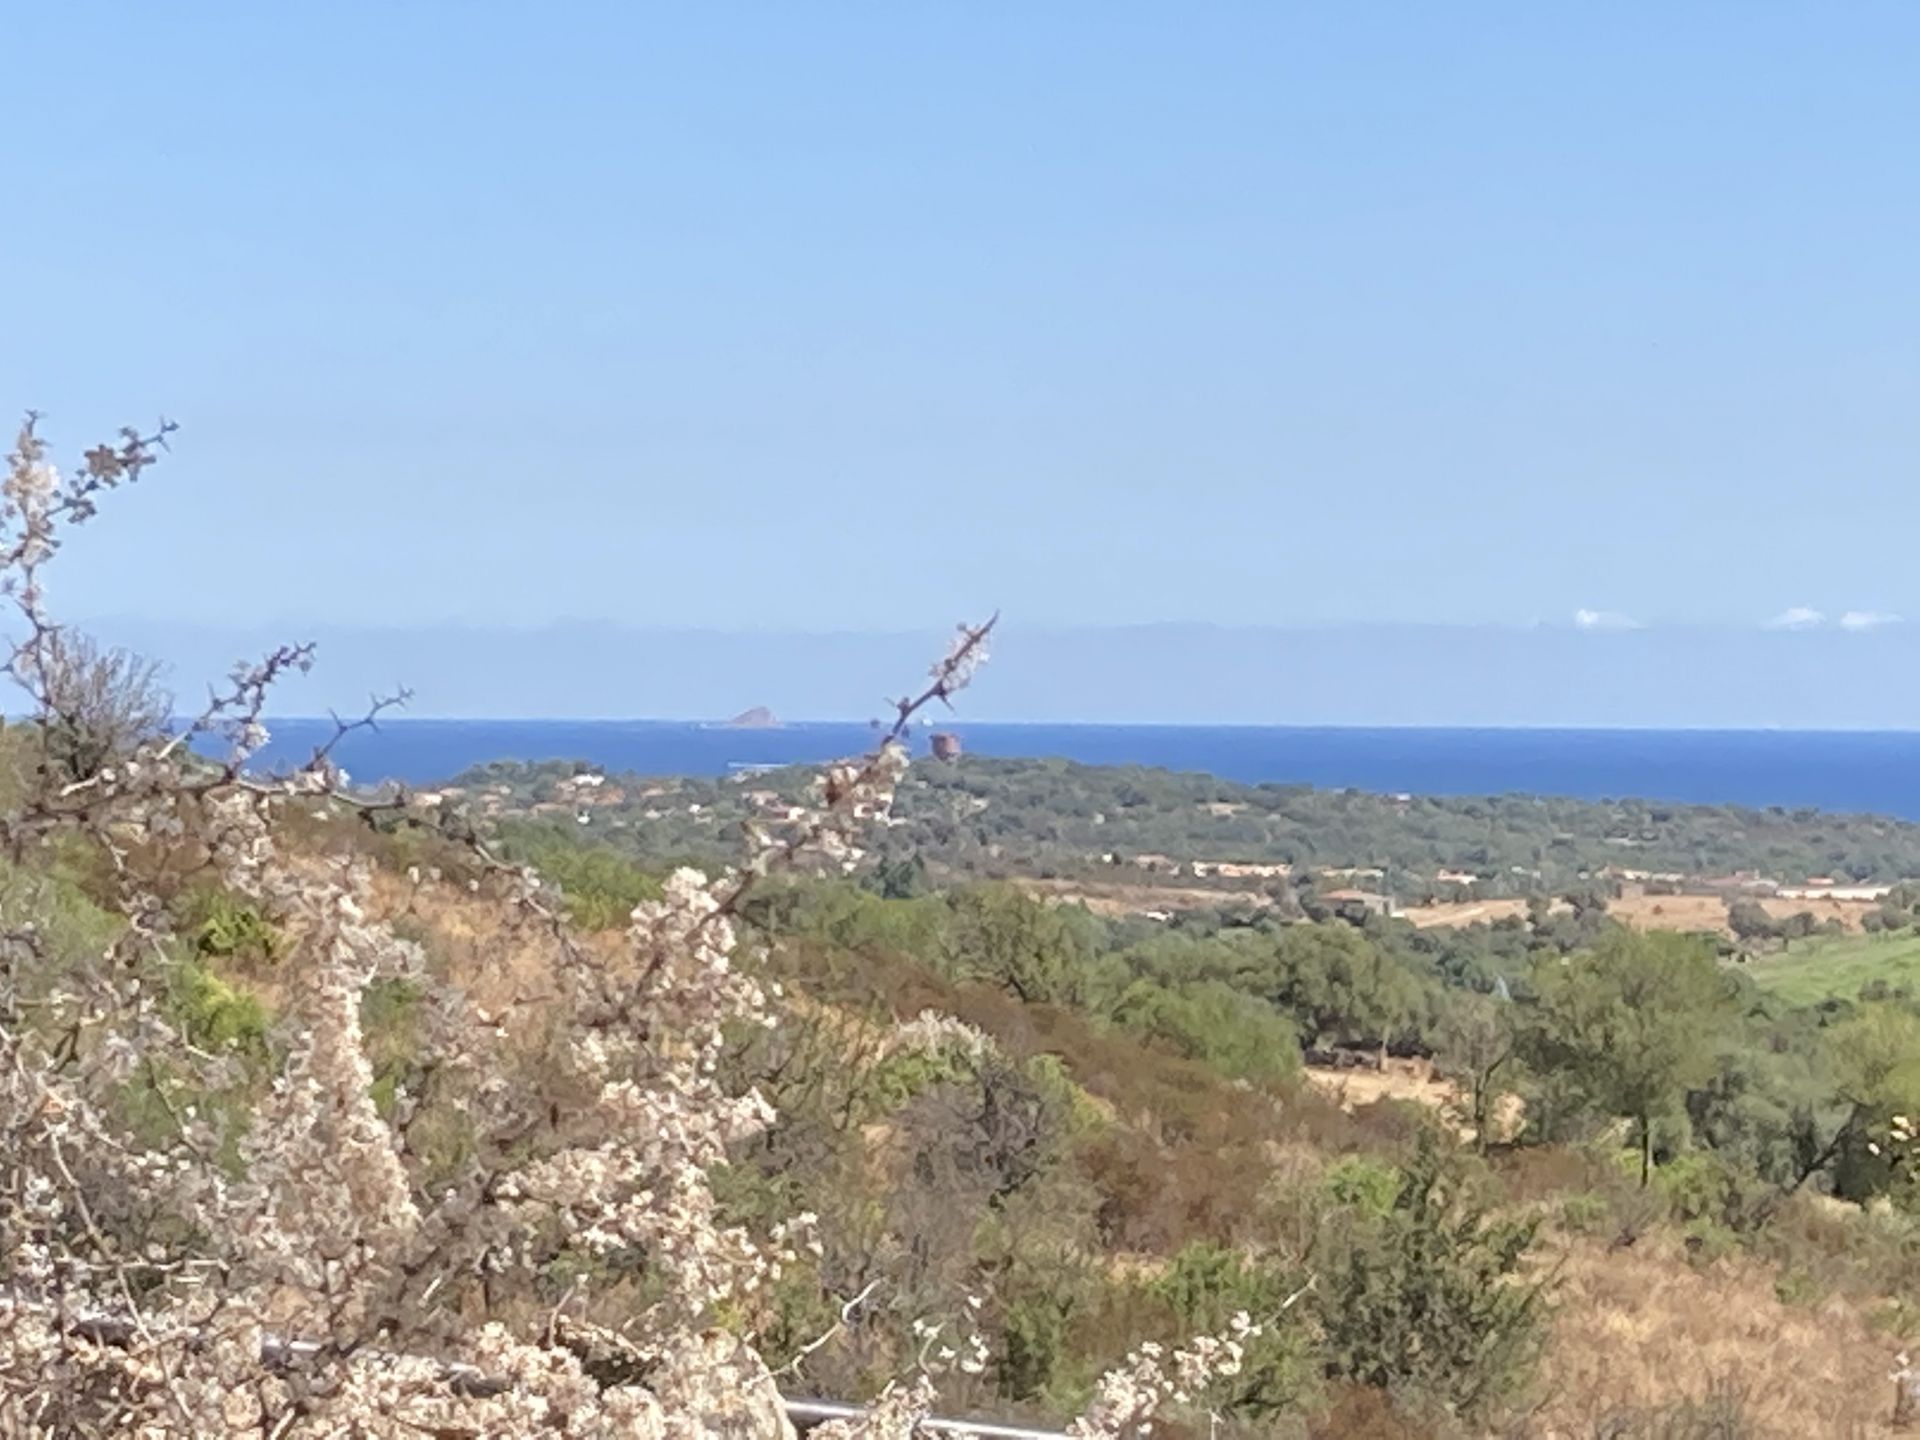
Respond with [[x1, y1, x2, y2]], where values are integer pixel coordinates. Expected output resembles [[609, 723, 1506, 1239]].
[[1528, 1238, 1896, 1437], [1016, 876, 1275, 918], [1401, 891, 1880, 937], [1303, 1057, 1464, 1120], [1301, 1057, 1522, 1144], [1401, 898, 1535, 929]]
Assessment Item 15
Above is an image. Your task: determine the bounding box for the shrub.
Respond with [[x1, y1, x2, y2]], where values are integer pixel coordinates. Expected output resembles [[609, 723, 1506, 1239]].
[[1111, 978, 1301, 1086], [1146, 1241, 1315, 1416], [495, 824, 664, 930], [361, 976, 425, 1115], [1589, 1377, 1760, 1439], [1322, 1155, 1402, 1219], [184, 888, 283, 968], [165, 959, 270, 1058], [33, 628, 170, 784], [999, 1288, 1076, 1401], [1557, 1190, 1610, 1236], [1653, 1150, 1768, 1237], [1316, 1138, 1549, 1419], [0, 858, 121, 996]]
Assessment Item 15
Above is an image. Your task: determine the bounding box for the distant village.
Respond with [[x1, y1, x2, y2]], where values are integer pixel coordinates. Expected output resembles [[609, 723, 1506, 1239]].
[[1101, 848, 1893, 914]]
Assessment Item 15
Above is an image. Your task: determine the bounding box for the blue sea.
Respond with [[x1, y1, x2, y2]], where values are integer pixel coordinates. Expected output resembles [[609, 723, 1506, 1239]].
[[238, 721, 1920, 821]]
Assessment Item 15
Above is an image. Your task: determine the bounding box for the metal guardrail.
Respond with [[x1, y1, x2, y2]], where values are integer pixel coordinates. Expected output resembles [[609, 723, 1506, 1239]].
[[15, 1290, 1070, 1437], [785, 1396, 1067, 1438]]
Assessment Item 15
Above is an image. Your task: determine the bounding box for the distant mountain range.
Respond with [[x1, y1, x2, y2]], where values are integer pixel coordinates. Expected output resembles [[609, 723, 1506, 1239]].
[[56, 618, 1920, 729]]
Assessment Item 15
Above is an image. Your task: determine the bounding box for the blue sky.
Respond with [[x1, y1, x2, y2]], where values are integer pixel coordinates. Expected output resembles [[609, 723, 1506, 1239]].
[[6, 5, 1920, 718]]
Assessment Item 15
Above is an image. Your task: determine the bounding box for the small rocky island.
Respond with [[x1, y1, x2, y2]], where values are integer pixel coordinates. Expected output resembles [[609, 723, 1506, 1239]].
[[724, 706, 779, 728]]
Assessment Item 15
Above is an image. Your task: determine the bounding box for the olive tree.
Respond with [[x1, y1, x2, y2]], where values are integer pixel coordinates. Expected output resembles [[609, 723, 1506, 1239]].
[[1522, 929, 1736, 1185]]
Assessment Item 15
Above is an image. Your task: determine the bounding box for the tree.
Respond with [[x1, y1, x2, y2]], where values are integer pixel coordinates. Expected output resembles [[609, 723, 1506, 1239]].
[[940, 882, 1095, 1005], [1777, 909, 1820, 941], [1434, 989, 1516, 1152], [1684, 1019, 1838, 1195], [1561, 883, 1613, 915], [1822, 1003, 1920, 1204], [33, 627, 170, 782], [1726, 898, 1778, 945], [1264, 922, 1423, 1054], [1863, 905, 1907, 935], [866, 852, 930, 900], [1112, 979, 1301, 1086], [1522, 930, 1736, 1185]]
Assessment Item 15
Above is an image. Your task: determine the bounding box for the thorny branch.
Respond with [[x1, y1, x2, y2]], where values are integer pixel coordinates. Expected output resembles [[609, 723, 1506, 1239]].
[[0, 411, 1259, 1439], [0, 412, 1075, 1438]]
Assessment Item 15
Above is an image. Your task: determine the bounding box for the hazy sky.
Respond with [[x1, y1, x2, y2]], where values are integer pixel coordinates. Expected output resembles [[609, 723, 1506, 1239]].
[[8, 4, 1919, 648]]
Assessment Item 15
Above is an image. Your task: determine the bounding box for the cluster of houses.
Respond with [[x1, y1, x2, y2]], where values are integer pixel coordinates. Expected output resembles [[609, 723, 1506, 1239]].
[[1598, 864, 1896, 903], [414, 765, 990, 834], [407, 772, 715, 830], [1097, 853, 1409, 914], [738, 785, 909, 828], [1114, 852, 1309, 880]]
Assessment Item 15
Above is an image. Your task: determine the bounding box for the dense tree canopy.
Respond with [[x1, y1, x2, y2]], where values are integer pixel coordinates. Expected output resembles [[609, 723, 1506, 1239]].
[[1522, 931, 1738, 1184]]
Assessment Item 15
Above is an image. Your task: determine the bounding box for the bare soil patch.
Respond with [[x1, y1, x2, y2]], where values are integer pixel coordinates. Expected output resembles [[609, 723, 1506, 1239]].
[[1303, 1055, 1462, 1117], [1017, 877, 1274, 918], [1400, 897, 1534, 928]]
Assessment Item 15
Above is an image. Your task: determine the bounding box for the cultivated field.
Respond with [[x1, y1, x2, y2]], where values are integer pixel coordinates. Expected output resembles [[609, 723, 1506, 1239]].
[[1016, 875, 1275, 918], [1619, 892, 1879, 935], [1744, 932, 1920, 1005], [1402, 898, 1534, 928], [1403, 892, 1880, 937]]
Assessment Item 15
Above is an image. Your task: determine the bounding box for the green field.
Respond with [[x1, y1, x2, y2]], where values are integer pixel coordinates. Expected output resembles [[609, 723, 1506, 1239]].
[[1743, 931, 1920, 1005]]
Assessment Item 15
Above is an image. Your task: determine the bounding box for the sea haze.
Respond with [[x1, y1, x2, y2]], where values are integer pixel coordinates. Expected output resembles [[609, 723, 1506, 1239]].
[[241, 721, 1920, 821], [80, 620, 1920, 730]]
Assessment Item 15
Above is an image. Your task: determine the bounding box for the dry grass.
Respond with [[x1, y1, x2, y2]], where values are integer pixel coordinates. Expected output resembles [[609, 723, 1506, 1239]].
[[1403, 898, 1537, 929], [1609, 892, 1878, 937], [1303, 1057, 1464, 1118], [1605, 893, 1735, 934], [1304, 1057, 1456, 1129], [1525, 1238, 1897, 1438], [1303, 1057, 1525, 1146], [366, 870, 613, 1021], [1029, 874, 1880, 938], [1401, 892, 1879, 938], [1016, 876, 1275, 917]]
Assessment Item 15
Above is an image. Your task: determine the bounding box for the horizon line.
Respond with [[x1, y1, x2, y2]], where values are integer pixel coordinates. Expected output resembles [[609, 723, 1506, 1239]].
[[239, 715, 1920, 736], [86, 616, 1920, 637]]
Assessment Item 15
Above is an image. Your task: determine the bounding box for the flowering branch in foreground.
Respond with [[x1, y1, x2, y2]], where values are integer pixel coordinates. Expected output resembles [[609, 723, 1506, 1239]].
[[0, 413, 1239, 1438]]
